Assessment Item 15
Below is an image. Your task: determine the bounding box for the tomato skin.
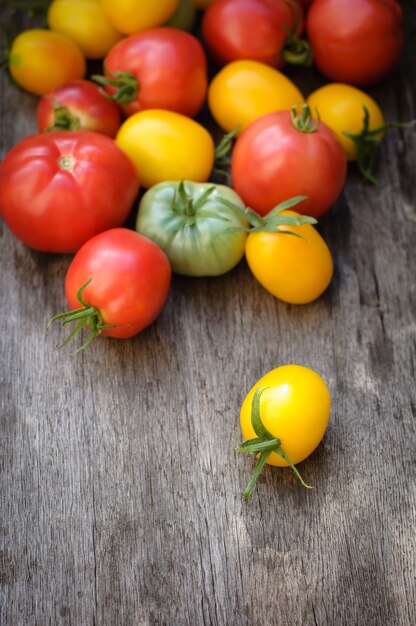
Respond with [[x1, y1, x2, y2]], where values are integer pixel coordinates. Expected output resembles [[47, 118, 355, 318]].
[[116, 110, 214, 189], [100, 0, 179, 34], [102, 28, 207, 118], [306, 0, 403, 85], [47, 0, 123, 59], [8, 29, 86, 96], [37, 80, 122, 138], [201, 0, 300, 67], [65, 228, 171, 339], [240, 365, 331, 467], [306, 83, 385, 160], [0, 131, 139, 253], [231, 110, 347, 218], [208, 60, 304, 134], [245, 210, 333, 304], [136, 181, 248, 276]]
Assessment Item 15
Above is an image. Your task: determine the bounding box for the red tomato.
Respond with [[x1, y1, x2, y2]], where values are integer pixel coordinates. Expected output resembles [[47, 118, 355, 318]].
[[0, 131, 139, 252], [231, 107, 347, 218], [201, 0, 304, 67], [37, 80, 121, 137], [306, 0, 403, 85], [95, 27, 207, 117], [50, 228, 171, 351]]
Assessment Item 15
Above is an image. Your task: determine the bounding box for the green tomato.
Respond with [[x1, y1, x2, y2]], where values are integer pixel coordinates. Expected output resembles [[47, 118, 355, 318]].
[[135, 180, 249, 277]]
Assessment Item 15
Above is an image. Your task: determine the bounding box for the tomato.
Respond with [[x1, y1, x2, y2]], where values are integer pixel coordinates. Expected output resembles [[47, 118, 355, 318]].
[[167, 0, 197, 30], [136, 181, 248, 276], [231, 106, 347, 218], [306, 83, 385, 160], [49, 228, 171, 351], [100, 0, 179, 34], [0, 131, 139, 253], [306, 0, 403, 85], [47, 0, 123, 59], [94, 28, 207, 118], [8, 29, 86, 96], [37, 80, 121, 137], [244, 207, 333, 304], [116, 110, 214, 188], [201, 0, 306, 68], [208, 60, 304, 134], [239, 365, 331, 499]]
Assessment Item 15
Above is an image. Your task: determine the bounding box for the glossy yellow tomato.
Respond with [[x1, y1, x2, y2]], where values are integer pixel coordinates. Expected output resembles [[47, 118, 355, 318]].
[[47, 0, 123, 60], [100, 0, 179, 34], [307, 83, 385, 161], [208, 60, 304, 134], [240, 365, 331, 469], [245, 210, 333, 304], [116, 109, 215, 188], [8, 29, 86, 96]]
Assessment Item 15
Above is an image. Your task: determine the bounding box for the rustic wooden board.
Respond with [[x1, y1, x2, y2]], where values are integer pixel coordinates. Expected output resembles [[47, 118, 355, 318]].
[[1, 4, 415, 625]]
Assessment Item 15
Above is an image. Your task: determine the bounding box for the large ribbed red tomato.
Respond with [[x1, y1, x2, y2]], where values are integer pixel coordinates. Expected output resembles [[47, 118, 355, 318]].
[[231, 107, 347, 218], [306, 0, 403, 85], [0, 131, 139, 252]]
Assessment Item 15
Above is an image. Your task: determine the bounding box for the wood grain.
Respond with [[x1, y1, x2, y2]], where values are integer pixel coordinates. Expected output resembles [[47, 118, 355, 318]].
[[1, 4, 415, 625]]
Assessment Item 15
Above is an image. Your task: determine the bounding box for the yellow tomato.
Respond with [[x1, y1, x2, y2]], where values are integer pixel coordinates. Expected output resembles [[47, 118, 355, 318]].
[[208, 60, 304, 134], [8, 29, 86, 96], [116, 109, 215, 188], [240, 365, 331, 469], [47, 0, 123, 60], [100, 0, 179, 34], [245, 210, 333, 304], [307, 83, 385, 161]]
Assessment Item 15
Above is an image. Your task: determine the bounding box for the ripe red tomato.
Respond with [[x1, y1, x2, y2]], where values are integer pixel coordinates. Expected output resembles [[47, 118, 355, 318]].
[[95, 27, 207, 117], [201, 0, 304, 67], [306, 0, 403, 85], [52, 228, 171, 349], [0, 131, 139, 252], [37, 80, 121, 137], [231, 107, 347, 218]]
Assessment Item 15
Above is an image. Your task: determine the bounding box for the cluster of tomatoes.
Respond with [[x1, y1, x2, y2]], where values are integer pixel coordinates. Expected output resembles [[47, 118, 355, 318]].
[[0, 0, 405, 497]]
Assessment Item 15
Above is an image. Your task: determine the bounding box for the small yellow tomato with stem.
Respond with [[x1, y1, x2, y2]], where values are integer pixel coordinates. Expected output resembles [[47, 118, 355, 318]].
[[47, 0, 123, 60], [100, 0, 179, 35], [8, 29, 86, 96], [239, 365, 331, 500], [116, 109, 215, 189], [208, 59, 305, 134]]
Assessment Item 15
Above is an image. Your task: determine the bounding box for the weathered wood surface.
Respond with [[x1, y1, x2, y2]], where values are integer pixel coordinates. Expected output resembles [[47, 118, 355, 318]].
[[1, 5, 416, 626]]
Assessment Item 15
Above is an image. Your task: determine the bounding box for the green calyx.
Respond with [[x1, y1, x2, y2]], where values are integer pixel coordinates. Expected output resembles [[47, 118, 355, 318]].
[[238, 387, 313, 501], [92, 69, 138, 105], [343, 105, 413, 186], [170, 181, 216, 218], [281, 0, 313, 67], [45, 99, 81, 132], [291, 103, 320, 133], [217, 195, 317, 236], [47, 279, 118, 354], [213, 126, 240, 182]]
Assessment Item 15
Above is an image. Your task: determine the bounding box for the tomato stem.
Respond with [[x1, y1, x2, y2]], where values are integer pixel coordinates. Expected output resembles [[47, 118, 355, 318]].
[[92, 70, 138, 105], [45, 99, 81, 132], [48, 279, 118, 354], [282, 0, 313, 67], [238, 387, 313, 500], [291, 104, 319, 133], [213, 126, 240, 182], [171, 181, 216, 217], [343, 105, 414, 186]]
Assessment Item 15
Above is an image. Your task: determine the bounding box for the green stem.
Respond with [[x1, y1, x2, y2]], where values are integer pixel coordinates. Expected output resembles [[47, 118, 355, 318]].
[[291, 104, 319, 133], [282, 0, 313, 67], [238, 387, 313, 500], [45, 100, 81, 132], [92, 70, 138, 105]]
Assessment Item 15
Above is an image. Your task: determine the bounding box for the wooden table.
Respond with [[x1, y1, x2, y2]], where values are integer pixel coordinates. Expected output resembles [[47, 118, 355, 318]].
[[1, 5, 415, 625]]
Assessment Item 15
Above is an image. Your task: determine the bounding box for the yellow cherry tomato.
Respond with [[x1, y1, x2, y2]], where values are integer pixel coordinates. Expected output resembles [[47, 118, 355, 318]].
[[100, 0, 179, 35], [47, 0, 123, 60], [245, 210, 333, 304], [306, 83, 385, 161], [208, 60, 305, 134], [8, 29, 86, 96], [116, 109, 215, 188], [240, 365, 330, 471]]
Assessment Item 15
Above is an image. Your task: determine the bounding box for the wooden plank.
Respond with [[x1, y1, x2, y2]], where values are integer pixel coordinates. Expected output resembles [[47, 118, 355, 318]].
[[1, 4, 415, 625]]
